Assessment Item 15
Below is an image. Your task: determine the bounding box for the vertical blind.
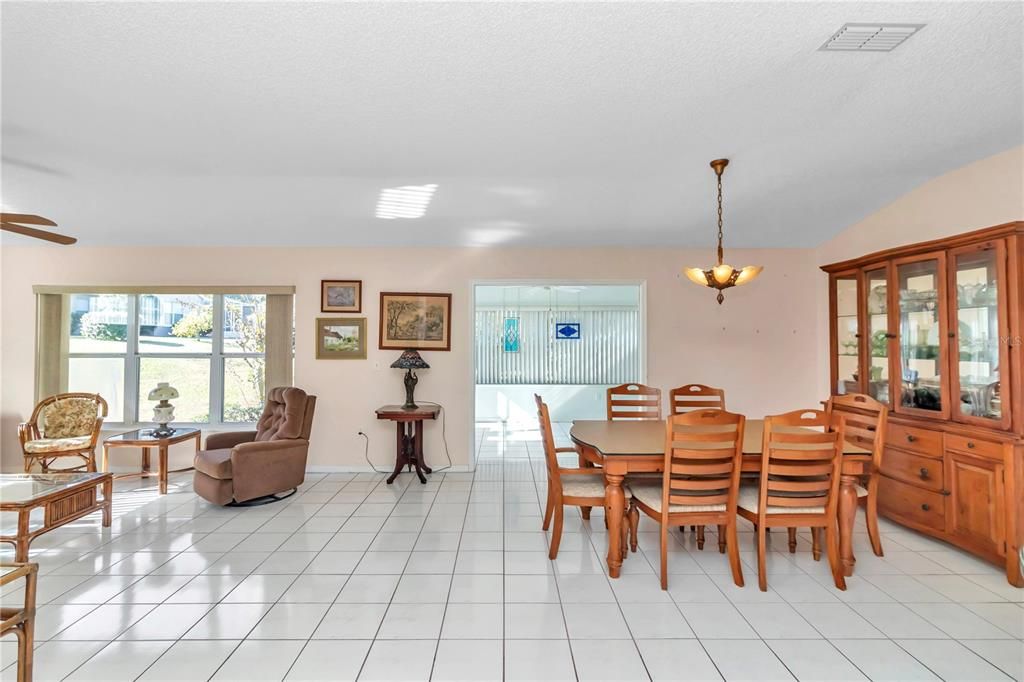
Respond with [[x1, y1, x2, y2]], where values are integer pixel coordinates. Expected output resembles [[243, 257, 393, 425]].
[[475, 308, 642, 384]]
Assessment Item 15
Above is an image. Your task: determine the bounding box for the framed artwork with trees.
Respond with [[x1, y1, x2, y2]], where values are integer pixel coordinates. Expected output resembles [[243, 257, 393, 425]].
[[379, 292, 452, 351]]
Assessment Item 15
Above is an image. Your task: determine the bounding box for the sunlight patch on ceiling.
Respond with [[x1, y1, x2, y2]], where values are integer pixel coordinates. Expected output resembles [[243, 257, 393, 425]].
[[375, 184, 438, 219]]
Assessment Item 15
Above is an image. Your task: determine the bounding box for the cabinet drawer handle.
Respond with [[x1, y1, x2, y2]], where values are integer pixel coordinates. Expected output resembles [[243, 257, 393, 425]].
[[966, 441, 975, 449], [906, 434, 917, 443], [918, 467, 930, 480], [921, 503, 931, 512]]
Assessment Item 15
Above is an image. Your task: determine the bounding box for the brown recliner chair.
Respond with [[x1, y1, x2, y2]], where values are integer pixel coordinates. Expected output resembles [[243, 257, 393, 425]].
[[193, 387, 317, 505]]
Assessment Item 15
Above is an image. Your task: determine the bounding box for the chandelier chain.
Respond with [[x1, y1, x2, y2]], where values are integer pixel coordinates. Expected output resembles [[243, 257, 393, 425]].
[[716, 172, 724, 264]]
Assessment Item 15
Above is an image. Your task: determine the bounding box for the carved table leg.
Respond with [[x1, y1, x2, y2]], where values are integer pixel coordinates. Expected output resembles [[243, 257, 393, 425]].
[[414, 420, 431, 477], [838, 473, 858, 577], [605, 472, 625, 578], [141, 447, 151, 476], [411, 421, 427, 484], [387, 423, 406, 484]]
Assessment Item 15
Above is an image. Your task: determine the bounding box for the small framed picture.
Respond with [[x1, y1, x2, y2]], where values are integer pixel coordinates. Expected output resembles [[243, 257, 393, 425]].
[[316, 317, 367, 359], [321, 280, 362, 313], [379, 292, 452, 351]]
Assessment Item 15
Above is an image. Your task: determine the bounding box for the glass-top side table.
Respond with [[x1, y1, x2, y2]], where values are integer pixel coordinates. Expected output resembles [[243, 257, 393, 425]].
[[102, 427, 201, 494], [0, 472, 112, 561]]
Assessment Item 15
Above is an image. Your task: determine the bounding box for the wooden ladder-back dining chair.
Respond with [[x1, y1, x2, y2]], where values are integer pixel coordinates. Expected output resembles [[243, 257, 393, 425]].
[[536, 395, 637, 560], [826, 393, 889, 557], [19, 393, 108, 473], [737, 409, 847, 591], [669, 384, 726, 414], [606, 383, 662, 421], [668, 384, 727, 547], [627, 409, 745, 590]]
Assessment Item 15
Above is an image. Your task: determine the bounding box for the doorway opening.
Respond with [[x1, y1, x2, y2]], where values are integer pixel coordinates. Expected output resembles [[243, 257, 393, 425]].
[[472, 283, 645, 462]]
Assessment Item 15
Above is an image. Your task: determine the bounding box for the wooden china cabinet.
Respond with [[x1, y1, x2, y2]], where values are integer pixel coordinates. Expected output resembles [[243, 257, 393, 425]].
[[823, 221, 1024, 586]]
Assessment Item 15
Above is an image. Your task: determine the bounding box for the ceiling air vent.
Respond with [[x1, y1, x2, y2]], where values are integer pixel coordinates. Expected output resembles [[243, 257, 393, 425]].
[[819, 23, 925, 52]]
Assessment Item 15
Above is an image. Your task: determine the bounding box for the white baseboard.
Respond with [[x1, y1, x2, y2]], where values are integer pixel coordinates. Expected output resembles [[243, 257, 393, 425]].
[[105, 464, 475, 475]]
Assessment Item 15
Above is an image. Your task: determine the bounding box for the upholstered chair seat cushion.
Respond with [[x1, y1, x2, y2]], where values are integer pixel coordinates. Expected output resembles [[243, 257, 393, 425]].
[[23, 436, 93, 454], [737, 486, 827, 515], [193, 448, 234, 479], [42, 398, 98, 439], [560, 474, 634, 499], [627, 481, 727, 513]]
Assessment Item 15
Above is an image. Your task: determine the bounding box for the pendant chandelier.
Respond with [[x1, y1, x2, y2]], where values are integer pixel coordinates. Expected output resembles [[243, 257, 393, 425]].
[[684, 159, 763, 304]]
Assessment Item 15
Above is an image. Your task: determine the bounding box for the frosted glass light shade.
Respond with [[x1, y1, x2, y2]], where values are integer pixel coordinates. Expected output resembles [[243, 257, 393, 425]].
[[148, 382, 179, 401], [684, 268, 709, 286], [733, 265, 763, 286], [712, 263, 736, 282]]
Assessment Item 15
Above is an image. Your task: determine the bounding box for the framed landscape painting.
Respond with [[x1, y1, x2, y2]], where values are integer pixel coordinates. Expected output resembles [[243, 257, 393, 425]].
[[316, 317, 367, 359], [379, 292, 452, 351], [321, 280, 362, 313]]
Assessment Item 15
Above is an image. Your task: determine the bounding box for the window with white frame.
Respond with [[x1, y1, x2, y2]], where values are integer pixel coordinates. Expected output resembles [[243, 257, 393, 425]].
[[66, 293, 268, 424]]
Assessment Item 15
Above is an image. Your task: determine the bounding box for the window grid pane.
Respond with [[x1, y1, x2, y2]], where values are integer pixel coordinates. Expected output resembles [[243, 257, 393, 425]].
[[69, 294, 130, 354], [224, 357, 266, 423], [138, 294, 213, 355], [63, 292, 269, 425], [138, 357, 212, 423], [68, 357, 125, 421]]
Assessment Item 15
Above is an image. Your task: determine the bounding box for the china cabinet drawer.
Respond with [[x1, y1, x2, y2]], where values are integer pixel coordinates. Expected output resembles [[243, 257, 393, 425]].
[[945, 434, 1003, 460], [886, 423, 942, 457], [881, 448, 944, 492], [878, 475, 946, 532]]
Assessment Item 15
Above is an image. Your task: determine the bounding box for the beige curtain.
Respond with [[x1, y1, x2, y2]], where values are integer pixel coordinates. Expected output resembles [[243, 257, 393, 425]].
[[35, 293, 69, 401], [265, 294, 294, 390]]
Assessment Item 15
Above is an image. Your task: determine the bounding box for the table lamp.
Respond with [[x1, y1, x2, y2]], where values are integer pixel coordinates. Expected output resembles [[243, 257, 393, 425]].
[[391, 350, 429, 410], [148, 382, 179, 437]]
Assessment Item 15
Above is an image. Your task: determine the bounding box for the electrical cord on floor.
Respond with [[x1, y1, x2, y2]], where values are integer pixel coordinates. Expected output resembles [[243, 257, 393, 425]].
[[358, 401, 454, 475], [416, 401, 453, 474]]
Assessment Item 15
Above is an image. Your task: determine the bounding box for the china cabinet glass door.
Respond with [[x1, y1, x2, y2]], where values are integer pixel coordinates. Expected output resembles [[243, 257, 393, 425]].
[[863, 266, 892, 405], [832, 272, 861, 395], [950, 242, 1010, 428], [895, 254, 949, 418]]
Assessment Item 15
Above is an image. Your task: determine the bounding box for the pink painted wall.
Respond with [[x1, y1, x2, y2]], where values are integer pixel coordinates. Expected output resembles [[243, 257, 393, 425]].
[[0, 246, 821, 472], [5, 147, 1018, 474]]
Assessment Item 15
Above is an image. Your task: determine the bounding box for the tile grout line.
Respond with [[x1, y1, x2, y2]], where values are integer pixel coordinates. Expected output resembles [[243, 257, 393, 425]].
[[426, 460, 478, 679]]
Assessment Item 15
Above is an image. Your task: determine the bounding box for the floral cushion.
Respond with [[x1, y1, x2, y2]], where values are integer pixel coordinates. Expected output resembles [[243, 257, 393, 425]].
[[24, 436, 93, 453], [43, 398, 99, 439]]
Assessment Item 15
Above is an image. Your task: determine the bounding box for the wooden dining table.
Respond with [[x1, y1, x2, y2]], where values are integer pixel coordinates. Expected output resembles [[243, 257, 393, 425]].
[[570, 418, 871, 579]]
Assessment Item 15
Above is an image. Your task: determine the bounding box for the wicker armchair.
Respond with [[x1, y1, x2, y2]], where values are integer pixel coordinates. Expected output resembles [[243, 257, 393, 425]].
[[19, 393, 108, 473]]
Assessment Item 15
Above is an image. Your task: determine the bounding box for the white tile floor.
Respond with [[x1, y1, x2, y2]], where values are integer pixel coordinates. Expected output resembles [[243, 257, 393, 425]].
[[1, 421, 1021, 681]]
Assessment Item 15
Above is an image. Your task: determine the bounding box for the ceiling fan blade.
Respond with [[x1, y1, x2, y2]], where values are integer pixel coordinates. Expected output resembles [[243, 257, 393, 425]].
[[0, 212, 58, 226], [1, 222, 77, 245]]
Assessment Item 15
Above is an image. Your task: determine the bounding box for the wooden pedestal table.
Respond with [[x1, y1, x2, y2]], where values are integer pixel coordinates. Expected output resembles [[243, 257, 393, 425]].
[[376, 405, 440, 484], [1, 563, 38, 682], [102, 427, 201, 494], [570, 419, 870, 579], [0, 473, 113, 562]]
